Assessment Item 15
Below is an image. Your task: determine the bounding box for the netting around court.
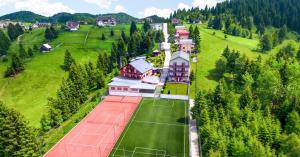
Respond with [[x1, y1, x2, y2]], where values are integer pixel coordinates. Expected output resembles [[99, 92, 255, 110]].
[[45, 96, 142, 157]]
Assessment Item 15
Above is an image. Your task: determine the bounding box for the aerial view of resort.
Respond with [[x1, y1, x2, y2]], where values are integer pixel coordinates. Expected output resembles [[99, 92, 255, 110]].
[[0, 0, 300, 157]]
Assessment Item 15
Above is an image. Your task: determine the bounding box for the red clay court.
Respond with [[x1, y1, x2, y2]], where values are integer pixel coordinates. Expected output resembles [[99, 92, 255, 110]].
[[45, 96, 142, 157]]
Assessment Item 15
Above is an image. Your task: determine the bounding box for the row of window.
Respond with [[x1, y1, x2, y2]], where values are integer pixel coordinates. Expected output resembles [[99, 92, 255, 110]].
[[110, 87, 139, 92], [169, 73, 189, 77]]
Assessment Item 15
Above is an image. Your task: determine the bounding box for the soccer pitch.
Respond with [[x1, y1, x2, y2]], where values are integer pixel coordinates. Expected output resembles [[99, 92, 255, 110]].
[[110, 98, 189, 157]]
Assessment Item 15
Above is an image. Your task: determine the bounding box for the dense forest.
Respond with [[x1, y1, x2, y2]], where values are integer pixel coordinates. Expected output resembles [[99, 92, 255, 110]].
[[0, 11, 138, 24], [171, 0, 300, 33], [192, 44, 300, 156]]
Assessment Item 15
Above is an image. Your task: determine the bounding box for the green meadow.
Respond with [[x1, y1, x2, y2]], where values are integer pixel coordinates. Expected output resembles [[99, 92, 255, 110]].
[[0, 24, 130, 127], [189, 24, 297, 98]]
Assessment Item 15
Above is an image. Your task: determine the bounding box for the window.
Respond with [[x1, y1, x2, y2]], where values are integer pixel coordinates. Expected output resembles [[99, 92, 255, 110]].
[[117, 87, 122, 90], [124, 88, 128, 91], [111, 87, 115, 90]]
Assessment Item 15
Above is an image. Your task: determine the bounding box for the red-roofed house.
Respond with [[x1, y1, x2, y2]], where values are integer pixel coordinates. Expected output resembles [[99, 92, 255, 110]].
[[176, 29, 189, 40]]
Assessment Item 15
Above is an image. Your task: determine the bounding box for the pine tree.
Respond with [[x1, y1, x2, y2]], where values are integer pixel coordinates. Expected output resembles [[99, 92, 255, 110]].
[[130, 21, 137, 36], [45, 27, 54, 41], [110, 42, 118, 66], [155, 30, 164, 43], [33, 44, 39, 52], [143, 20, 151, 32], [40, 114, 51, 132], [259, 34, 273, 52], [5, 53, 25, 77], [19, 44, 28, 59], [63, 50, 76, 71], [239, 86, 253, 109], [101, 33, 106, 40], [121, 30, 127, 43], [0, 29, 10, 56], [68, 64, 88, 104], [189, 25, 194, 39], [278, 24, 287, 43], [285, 111, 300, 134], [0, 102, 40, 156], [110, 29, 114, 36], [48, 107, 63, 127], [27, 47, 34, 57], [193, 26, 200, 53]]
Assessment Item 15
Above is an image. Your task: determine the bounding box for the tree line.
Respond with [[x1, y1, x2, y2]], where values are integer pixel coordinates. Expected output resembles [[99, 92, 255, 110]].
[[192, 44, 300, 156], [110, 21, 163, 69], [40, 50, 112, 132], [0, 102, 41, 157]]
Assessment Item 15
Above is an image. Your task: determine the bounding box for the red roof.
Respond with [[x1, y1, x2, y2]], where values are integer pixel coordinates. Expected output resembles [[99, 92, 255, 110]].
[[176, 30, 189, 35]]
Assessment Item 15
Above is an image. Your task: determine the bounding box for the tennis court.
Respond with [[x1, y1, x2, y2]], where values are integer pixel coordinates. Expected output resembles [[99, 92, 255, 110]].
[[110, 98, 189, 157], [44, 96, 142, 157]]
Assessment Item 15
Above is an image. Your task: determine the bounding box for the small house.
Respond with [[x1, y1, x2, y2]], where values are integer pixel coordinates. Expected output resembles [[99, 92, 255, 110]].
[[150, 23, 163, 31], [40, 44, 52, 52], [176, 39, 195, 53], [96, 16, 116, 27], [66, 21, 80, 31], [172, 18, 181, 25], [168, 51, 190, 83]]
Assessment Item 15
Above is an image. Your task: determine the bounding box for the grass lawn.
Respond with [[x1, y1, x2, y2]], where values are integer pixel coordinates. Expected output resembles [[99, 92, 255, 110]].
[[0, 25, 129, 127], [162, 83, 188, 95], [188, 24, 294, 98], [110, 98, 189, 157]]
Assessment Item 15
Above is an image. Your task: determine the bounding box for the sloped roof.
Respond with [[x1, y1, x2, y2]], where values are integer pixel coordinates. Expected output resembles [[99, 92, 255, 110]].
[[176, 29, 189, 35], [42, 44, 52, 49], [108, 77, 156, 90], [171, 51, 189, 62], [67, 21, 79, 29], [175, 26, 186, 30], [178, 39, 194, 45], [129, 59, 153, 73]]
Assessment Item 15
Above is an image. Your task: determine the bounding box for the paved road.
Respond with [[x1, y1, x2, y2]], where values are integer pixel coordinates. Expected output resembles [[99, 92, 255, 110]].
[[189, 99, 200, 157], [160, 23, 171, 84]]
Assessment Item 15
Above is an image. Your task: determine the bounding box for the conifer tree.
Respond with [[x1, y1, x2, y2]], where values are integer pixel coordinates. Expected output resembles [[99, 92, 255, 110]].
[[101, 33, 106, 40], [189, 25, 194, 39], [5, 53, 25, 77], [63, 49, 76, 71], [27, 47, 34, 57], [19, 44, 28, 59], [130, 21, 137, 36], [68, 64, 88, 103], [121, 30, 128, 43], [0, 102, 40, 157], [0, 29, 10, 56], [110, 29, 114, 36]]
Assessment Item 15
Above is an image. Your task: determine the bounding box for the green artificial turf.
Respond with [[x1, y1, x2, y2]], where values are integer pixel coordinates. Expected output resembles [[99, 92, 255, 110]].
[[110, 98, 189, 157], [0, 25, 129, 127], [162, 83, 188, 95]]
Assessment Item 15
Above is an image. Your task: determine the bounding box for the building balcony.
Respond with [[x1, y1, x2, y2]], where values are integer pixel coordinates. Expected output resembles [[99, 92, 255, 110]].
[[169, 65, 189, 68]]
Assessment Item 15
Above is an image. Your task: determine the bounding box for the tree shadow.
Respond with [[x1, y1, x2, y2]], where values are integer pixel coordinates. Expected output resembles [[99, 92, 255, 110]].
[[206, 69, 221, 81], [177, 116, 189, 125]]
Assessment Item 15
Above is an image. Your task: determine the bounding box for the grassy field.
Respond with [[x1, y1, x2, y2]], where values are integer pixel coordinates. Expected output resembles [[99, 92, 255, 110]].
[[162, 83, 188, 95], [0, 25, 130, 127], [189, 24, 295, 98], [110, 98, 189, 157]]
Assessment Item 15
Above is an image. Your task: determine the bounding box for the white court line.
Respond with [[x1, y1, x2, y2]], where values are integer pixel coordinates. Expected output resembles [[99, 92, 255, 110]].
[[111, 99, 145, 157], [112, 147, 176, 157], [133, 120, 185, 127]]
